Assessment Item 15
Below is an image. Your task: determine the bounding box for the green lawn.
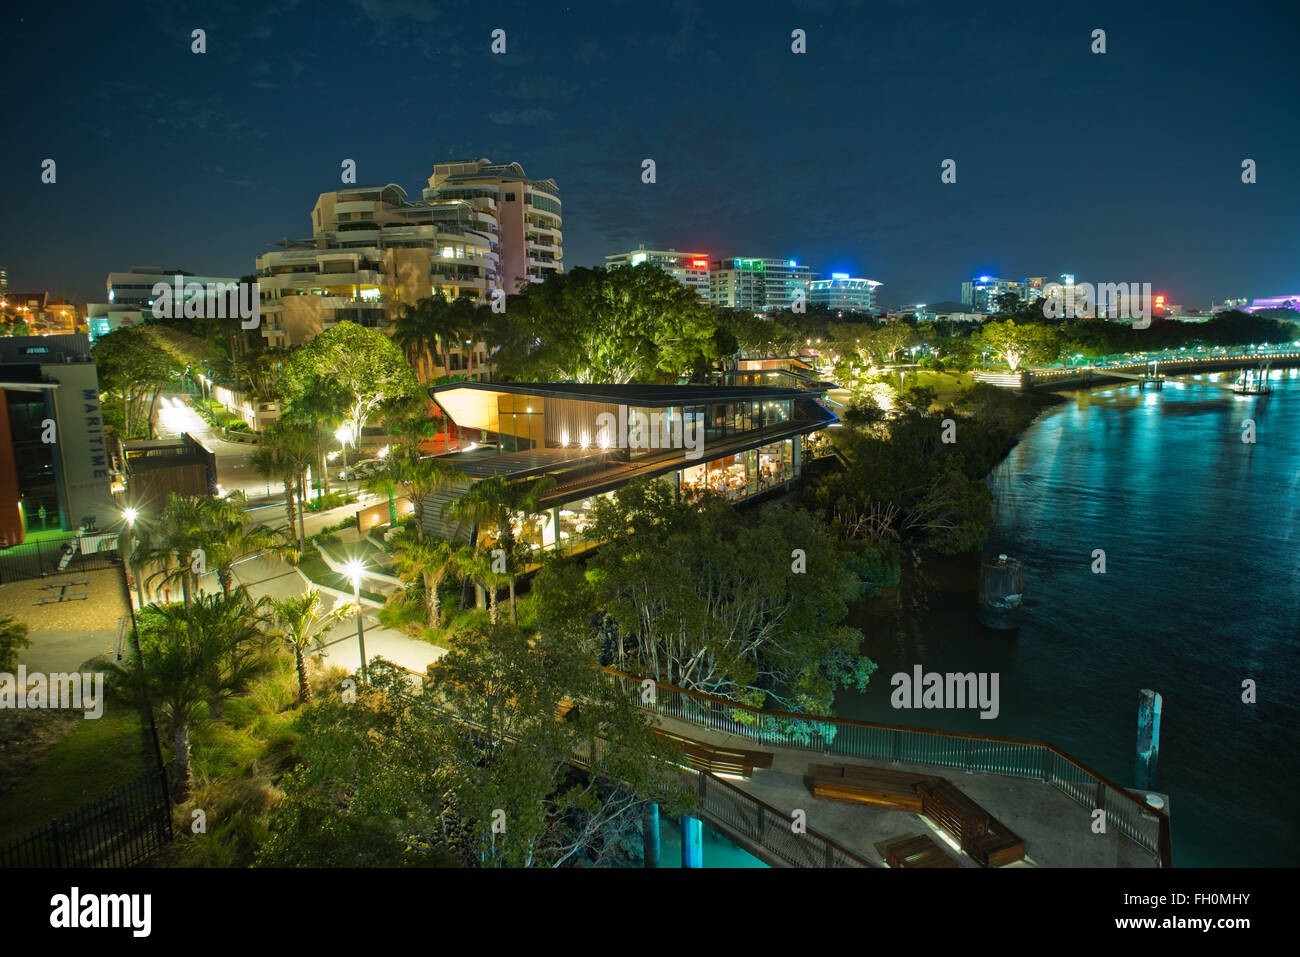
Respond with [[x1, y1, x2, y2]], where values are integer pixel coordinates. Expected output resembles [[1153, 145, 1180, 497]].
[[902, 370, 975, 406], [0, 695, 149, 845]]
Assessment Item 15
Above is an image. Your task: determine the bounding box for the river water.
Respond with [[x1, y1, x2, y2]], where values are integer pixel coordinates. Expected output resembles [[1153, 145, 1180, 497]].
[[835, 369, 1300, 866]]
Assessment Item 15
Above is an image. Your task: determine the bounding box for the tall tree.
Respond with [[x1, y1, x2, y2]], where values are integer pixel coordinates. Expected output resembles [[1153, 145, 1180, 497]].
[[373, 451, 463, 544], [266, 588, 355, 704], [390, 532, 459, 628], [280, 321, 420, 453], [111, 593, 269, 798], [975, 319, 1060, 371]]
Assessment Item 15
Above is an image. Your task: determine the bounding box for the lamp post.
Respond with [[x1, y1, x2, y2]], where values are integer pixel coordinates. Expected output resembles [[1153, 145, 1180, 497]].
[[343, 559, 367, 684], [122, 507, 143, 608]]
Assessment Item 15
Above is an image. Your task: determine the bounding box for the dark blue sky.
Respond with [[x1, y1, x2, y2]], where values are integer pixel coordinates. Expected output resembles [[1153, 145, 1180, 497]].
[[4, 0, 1297, 308]]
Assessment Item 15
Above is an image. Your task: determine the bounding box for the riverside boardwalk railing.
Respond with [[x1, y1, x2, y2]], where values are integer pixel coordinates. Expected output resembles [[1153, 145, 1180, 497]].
[[606, 670, 1173, 867], [384, 661, 873, 868]]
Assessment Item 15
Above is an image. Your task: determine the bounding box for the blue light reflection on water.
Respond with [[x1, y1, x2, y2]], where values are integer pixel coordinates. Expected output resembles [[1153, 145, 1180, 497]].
[[835, 371, 1300, 866]]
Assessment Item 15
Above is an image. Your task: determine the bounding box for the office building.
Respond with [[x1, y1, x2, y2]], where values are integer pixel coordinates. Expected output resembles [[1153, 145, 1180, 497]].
[[605, 247, 710, 300], [709, 258, 818, 314], [0, 335, 114, 544], [808, 273, 882, 314]]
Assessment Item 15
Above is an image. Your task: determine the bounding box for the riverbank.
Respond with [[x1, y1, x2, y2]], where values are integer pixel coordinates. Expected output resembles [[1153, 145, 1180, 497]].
[[834, 370, 1300, 866]]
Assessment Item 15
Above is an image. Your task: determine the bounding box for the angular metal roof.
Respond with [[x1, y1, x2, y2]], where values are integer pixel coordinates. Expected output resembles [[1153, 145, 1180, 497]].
[[427, 380, 810, 406]]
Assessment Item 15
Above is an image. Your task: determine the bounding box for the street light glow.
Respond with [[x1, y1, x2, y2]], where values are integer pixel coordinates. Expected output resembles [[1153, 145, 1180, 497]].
[[342, 559, 365, 584], [122, 507, 138, 525], [335, 425, 352, 446]]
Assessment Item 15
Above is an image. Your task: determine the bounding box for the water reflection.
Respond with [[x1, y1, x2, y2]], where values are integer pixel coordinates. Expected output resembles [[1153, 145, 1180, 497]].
[[835, 375, 1300, 866]]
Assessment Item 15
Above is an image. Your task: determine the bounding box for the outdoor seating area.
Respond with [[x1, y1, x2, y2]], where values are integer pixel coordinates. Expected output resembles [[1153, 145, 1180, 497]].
[[809, 762, 1027, 867]]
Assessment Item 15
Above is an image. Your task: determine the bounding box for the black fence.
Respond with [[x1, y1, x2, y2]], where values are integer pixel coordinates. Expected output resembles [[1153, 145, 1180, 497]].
[[0, 770, 173, 868], [0, 536, 121, 584]]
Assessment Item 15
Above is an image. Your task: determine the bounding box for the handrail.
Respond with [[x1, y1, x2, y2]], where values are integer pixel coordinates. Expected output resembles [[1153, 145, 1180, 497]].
[[603, 668, 1172, 867], [379, 661, 872, 867]]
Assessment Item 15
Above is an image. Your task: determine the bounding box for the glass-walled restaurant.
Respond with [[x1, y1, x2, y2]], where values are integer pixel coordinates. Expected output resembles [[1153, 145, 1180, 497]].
[[426, 382, 833, 565], [509, 437, 800, 563]]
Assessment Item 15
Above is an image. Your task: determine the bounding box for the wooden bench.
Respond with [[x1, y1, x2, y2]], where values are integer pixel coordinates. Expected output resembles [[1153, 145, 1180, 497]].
[[883, 833, 958, 868], [809, 763, 940, 813], [652, 728, 774, 778], [968, 814, 1027, 867], [917, 778, 991, 850]]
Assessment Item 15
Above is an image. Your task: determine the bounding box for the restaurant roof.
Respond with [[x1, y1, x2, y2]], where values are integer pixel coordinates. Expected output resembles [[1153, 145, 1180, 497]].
[[427, 380, 809, 406]]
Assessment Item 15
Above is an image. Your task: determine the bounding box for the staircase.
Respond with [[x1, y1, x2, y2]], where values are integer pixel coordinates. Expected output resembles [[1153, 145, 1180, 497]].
[[422, 476, 476, 545]]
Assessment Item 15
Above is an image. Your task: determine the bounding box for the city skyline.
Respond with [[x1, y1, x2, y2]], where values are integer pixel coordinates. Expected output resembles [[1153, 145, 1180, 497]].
[[3, 0, 1297, 307]]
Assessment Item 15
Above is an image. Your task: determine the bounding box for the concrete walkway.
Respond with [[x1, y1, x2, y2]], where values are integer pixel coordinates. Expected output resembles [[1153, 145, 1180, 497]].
[[231, 555, 444, 677]]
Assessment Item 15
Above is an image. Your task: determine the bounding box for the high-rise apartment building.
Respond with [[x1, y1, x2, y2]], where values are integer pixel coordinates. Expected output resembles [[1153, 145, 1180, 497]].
[[709, 258, 818, 314], [808, 273, 882, 314], [424, 159, 562, 293], [605, 246, 710, 300], [256, 182, 499, 352]]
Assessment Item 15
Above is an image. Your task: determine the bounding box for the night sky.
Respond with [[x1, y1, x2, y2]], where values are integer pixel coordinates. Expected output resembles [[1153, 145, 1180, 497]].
[[4, 0, 1297, 308]]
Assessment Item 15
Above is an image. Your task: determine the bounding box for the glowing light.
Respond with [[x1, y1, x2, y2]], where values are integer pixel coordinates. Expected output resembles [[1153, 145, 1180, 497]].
[[377, 446, 390, 459], [122, 507, 138, 526], [335, 425, 352, 446], [832, 272, 850, 280], [342, 559, 365, 584], [692, 259, 708, 269]]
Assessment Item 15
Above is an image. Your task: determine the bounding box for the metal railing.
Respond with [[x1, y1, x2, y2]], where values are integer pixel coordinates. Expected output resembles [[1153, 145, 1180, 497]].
[[694, 769, 874, 868], [0, 769, 172, 868], [606, 670, 1172, 867], [381, 660, 872, 867]]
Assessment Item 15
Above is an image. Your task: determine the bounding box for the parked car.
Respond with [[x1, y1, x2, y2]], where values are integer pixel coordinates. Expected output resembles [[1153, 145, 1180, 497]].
[[339, 458, 383, 481]]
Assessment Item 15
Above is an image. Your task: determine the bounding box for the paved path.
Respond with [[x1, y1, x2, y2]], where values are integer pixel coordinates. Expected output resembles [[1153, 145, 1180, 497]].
[[231, 556, 444, 677]]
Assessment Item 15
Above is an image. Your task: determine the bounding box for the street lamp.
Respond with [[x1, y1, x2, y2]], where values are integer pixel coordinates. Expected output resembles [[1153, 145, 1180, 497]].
[[122, 507, 144, 608], [342, 559, 367, 684]]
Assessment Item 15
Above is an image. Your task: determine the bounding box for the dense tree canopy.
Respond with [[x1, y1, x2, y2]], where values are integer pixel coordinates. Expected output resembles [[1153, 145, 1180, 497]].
[[279, 321, 420, 443], [493, 265, 720, 383], [533, 478, 874, 714]]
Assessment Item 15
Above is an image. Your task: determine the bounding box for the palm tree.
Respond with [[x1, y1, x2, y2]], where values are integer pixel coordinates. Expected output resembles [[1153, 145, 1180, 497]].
[[265, 588, 355, 704], [250, 433, 299, 549], [256, 419, 317, 547], [194, 493, 287, 597], [445, 475, 555, 623], [391, 298, 436, 384], [111, 593, 268, 798], [390, 533, 458, 628], [134, 493, 207, 604], [372, 451, 463, 543], [451, 545, 508, 625]]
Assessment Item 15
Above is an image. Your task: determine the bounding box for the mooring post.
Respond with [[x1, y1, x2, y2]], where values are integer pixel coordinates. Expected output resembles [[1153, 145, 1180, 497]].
[[1135, 689, 1162, 790], [681, 816, 703, 868], [642, 802, 660, 868]]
